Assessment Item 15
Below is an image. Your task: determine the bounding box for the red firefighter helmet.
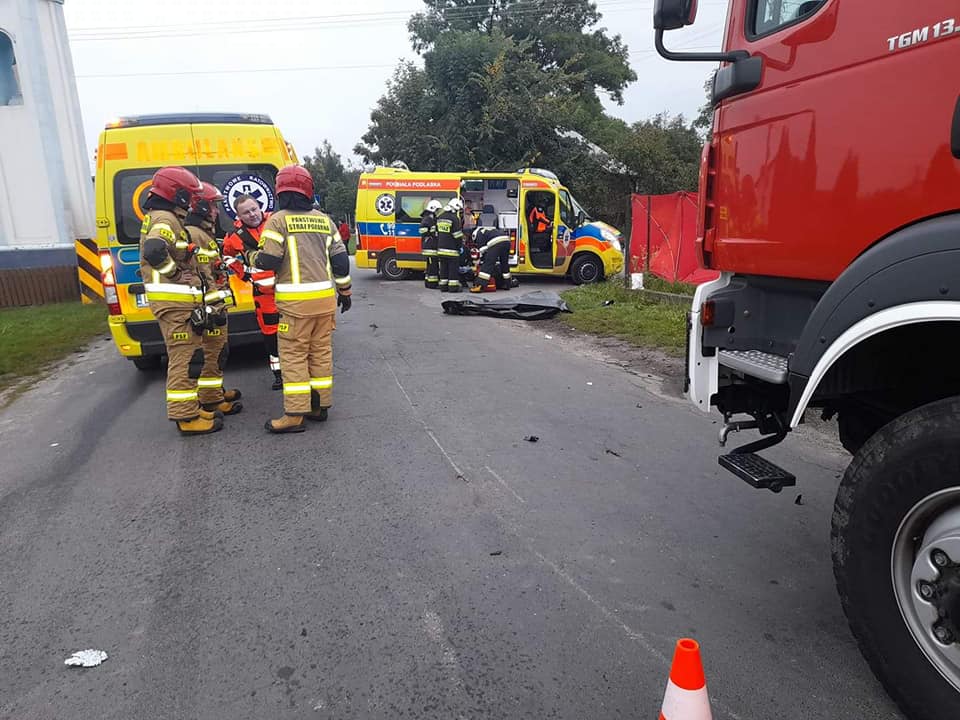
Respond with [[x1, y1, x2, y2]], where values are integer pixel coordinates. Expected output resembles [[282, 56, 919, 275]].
[[191, 181, 224, 218], [149, 166, 203, 209], [275, 165, 314, 198]]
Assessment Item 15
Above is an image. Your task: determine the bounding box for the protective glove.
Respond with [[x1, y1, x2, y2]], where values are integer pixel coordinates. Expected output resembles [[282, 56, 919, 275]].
[[337, 292, 352, 314]]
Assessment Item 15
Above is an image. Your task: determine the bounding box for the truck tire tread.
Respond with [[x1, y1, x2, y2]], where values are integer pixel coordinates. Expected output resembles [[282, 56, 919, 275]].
[[832, 396, 960, 720]]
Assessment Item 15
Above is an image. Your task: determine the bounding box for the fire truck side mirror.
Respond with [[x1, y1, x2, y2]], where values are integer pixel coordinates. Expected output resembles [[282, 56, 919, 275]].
[[654, 0, 698, 31]]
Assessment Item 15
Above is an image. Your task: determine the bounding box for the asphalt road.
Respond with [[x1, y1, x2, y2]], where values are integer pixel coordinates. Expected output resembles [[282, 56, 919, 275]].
[[0, 268, 904, 720]]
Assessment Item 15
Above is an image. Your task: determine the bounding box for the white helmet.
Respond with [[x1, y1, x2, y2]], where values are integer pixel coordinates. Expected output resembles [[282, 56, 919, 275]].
[[425, 200, 443, 214], [445, 197, 464, 212]]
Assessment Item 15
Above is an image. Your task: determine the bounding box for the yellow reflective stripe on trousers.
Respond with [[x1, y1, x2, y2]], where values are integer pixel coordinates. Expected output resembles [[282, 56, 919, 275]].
[[335, 275, 351, 286], [437, 249, 459, 256], [197, 377, 223, 388], [288, 235, 301, 284], [310, 376, 333, 389], [283, 382, 311, 395], [166, 389, 198, 402]]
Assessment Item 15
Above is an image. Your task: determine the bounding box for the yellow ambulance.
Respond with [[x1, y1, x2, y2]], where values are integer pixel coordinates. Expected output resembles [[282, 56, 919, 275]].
[[353, 166, 624, 284], [91, 112, 298, 369]]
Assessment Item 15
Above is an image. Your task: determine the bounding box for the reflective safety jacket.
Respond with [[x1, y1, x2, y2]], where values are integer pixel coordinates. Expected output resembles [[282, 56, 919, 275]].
[[436, 210, 463, 257], [473, 227, 510, 252], [529, 207, 550, 233], [250, 209, 351, 317], [222, 217, 276, 296], [185, 221, 234, 308], [419, 210, 438, 255], [139, 209, 203, 312]]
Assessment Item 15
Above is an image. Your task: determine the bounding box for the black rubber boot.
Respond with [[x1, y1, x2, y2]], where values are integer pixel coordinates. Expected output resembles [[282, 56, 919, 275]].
[[271, 370, 283, 391]]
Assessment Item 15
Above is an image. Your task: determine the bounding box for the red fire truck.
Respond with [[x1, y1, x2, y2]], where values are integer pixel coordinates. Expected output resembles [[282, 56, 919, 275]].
[[655, 1, 960, 717]]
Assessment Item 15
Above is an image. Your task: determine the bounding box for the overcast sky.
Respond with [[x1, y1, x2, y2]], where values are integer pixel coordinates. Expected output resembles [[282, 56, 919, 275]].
[[64, 0, 728, 169]]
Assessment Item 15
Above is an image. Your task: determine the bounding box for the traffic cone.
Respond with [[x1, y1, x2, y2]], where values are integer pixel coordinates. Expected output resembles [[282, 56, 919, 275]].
[[659, 638, 712, 720]]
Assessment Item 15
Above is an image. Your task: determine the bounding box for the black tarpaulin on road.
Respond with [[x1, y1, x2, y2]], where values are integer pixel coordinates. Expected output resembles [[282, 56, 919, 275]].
[[441, 290, 572, 320]]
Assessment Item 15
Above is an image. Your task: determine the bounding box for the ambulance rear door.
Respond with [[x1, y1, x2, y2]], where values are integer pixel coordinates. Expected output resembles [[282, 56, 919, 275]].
[[101, 122, 197, 322]]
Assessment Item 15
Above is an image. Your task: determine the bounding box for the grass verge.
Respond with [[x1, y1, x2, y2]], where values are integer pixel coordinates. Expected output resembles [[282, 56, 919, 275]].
[[0, 301, 108, 391], [560, 280, 689, 356], [640, 274, 696, 296]]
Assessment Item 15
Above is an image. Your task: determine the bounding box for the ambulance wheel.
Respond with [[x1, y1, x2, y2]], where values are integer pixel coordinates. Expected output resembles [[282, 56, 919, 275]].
[[379, 251, 411, 281], [570, 254, 603, 285], [132, 355, 161, 371], [832, 397, 960, 720]]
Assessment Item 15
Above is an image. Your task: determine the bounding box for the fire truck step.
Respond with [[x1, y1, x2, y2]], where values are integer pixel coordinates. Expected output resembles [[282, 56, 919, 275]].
[[719, 452, 796, 493], [718, 349, 788, 384]]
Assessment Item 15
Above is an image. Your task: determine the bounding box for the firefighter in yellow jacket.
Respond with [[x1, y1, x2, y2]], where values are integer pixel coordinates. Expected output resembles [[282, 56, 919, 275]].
[[184, 182, 243, 416], [249, 165, 352, 433], [139, 166, 223, 435]]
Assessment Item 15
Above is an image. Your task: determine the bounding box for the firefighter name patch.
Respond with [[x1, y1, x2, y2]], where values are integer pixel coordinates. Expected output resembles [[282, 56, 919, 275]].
[[171, 331, 189, 341], [285, 215, 332, 234], [278, 323, 290, 333]]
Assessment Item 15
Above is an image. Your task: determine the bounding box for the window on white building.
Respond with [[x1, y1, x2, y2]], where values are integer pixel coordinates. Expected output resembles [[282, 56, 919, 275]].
[[0, 32, 22, 106]]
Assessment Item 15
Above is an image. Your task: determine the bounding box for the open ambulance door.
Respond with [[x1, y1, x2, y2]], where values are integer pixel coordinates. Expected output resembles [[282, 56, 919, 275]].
[[521, 186, 558, 271]]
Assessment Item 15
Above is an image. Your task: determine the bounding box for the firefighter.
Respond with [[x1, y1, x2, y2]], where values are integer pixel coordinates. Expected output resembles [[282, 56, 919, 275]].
[[436, 197, 464, 293], [470, 225, 514, 292], [222, 193, 282, 390], [420, 199, 442, 289], [248, 165, 352, 434], [184, 182, 243, 416], [139, 166, 223, 435]]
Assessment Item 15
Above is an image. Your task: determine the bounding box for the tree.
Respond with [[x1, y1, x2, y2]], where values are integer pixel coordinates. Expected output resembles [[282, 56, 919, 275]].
[[301, 141, 360, 221], [355, 31, 579, 171], [693, 69, 718, 138], [408, 0, 635, 106]]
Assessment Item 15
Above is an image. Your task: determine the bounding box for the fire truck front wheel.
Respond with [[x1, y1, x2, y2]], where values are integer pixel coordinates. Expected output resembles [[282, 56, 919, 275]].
[[832, 396, 960, 720], [378, 250, 411, 281]]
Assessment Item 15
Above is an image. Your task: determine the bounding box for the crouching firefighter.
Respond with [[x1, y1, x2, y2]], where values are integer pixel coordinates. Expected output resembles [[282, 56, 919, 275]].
[[420, 199, 442, 289], [185, 182, 243, 416], [139, 166, 223, 435], [436, 197, 464, 293], [470, 225, 514, 293], [222, 194, 282, 390], [248, 165, 353, 434]]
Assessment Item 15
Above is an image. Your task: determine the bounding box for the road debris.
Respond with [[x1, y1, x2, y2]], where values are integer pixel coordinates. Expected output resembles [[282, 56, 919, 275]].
[[544, 334, 553, 339], [602, 300, 615, 306], [369, 323, 378, 330], [795, 494, 804, 505], [489, 550, 503, 556], [64, 649, 107, 668], [605, 448, 622, 457], [523, 435, 539, 443]]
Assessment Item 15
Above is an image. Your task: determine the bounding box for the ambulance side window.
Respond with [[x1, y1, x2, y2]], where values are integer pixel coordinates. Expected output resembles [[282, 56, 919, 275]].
[[114, 168, 159, 245], [559, 190, 574, 227], [396, 191, 455, 223], [199, 164, 278, 238]]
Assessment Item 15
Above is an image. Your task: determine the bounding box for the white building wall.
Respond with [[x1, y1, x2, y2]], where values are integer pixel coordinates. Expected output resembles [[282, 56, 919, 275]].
[[0, 0, 93, 267]]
